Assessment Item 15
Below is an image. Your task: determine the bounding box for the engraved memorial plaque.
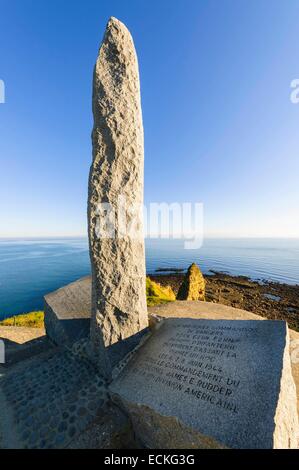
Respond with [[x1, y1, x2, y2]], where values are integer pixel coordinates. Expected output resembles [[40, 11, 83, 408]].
[[110, 318, 299, 448]]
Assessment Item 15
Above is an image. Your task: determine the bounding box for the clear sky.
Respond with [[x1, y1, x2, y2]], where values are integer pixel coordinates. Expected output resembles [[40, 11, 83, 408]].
[[0, 0, 299, 238]]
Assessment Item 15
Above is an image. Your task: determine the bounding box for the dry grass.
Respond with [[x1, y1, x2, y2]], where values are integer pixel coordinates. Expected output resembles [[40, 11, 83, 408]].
[[0, 311, 44, 328], [0, 278, 176, 329], [146, 277, 176, 307]]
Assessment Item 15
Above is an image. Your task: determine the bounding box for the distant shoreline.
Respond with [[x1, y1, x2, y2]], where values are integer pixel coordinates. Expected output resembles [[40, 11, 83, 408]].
[[1, 237, 299, 319], [1, 236, 299, 240], [150, 271, 299, 332], [2, 270, 298, 333]]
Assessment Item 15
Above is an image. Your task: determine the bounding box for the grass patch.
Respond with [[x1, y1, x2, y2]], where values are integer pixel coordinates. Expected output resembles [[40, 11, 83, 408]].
[[0, 311, 44, 328], [146, 277, 176, 307], [0, 278, 175, 328]]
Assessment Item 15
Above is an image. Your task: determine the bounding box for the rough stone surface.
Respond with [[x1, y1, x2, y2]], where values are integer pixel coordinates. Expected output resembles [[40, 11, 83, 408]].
[[43, 275, 299, 416], [88, 17, 148, 364], [149, 300, 299, 418], [43, 274, 149, 370], [177, 263, 205, 301], [67, 404, 135, 449], [44, 276, 91, 346], [110, 318, 299, 449]]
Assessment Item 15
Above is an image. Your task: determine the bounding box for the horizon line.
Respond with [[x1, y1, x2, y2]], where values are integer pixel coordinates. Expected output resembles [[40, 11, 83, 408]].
[[0, 235, 299, 240]]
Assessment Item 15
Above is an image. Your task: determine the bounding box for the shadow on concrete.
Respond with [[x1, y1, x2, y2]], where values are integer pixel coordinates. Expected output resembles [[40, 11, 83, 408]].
[[107, 328, 150, 368], [0, 335, 53, 368]]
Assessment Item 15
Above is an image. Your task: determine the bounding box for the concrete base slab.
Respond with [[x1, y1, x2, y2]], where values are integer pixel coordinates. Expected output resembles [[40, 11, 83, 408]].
[[44, 276, 91, 346]]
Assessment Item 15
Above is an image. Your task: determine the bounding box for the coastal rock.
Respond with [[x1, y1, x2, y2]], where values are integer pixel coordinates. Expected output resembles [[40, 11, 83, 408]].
[[110, 318, 299, 449], [88, 17, 148, 363], [177, 263, 205, 301]]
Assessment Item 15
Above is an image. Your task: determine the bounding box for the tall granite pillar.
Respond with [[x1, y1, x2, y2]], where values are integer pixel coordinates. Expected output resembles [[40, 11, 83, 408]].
[[88, 17, 148, 367]]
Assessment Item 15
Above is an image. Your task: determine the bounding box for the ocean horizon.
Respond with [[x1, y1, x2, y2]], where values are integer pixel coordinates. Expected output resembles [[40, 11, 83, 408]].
[[0, 236, 299, 320]]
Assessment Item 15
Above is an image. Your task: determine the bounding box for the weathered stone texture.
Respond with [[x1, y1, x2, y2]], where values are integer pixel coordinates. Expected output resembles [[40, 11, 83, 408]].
[[44, 276, 91, 346], [110, 318, 299, 448], [88, 17, 148, 358], [177, 263, 205, 301]]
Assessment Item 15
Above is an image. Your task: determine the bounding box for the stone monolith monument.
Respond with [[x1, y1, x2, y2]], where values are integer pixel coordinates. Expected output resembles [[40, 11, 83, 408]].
[[88, 17, 148, 372]]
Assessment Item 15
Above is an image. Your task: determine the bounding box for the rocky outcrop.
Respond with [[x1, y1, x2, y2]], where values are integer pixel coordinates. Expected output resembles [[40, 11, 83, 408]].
[[88, 17, 148, 366], [177, 263, 205, 301]]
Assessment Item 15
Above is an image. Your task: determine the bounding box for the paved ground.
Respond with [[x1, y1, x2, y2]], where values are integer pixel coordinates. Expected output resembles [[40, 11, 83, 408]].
[[0, 324, 136, 449], [1, 301, 298, 448], [0, 341, 108, 448]]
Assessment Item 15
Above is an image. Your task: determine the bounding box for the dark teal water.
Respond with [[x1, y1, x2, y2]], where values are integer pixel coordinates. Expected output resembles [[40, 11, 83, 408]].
[[0, 237, 298, 320]]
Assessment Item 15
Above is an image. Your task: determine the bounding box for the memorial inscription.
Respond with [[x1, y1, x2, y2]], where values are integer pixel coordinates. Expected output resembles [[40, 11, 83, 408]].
[[132, 323, 246, 414], [110, 318, 299, 449]]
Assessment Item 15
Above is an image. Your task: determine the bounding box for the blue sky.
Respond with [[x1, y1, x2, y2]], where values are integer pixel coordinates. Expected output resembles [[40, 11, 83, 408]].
[[0, 0, 299, 238]]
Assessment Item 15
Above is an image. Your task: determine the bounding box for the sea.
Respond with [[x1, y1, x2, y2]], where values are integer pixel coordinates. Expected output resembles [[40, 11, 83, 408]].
[[0, 237, 299, 320]]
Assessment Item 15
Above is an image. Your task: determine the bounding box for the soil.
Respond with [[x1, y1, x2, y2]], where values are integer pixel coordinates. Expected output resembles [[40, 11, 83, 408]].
[[149, 271, 299, 332]]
